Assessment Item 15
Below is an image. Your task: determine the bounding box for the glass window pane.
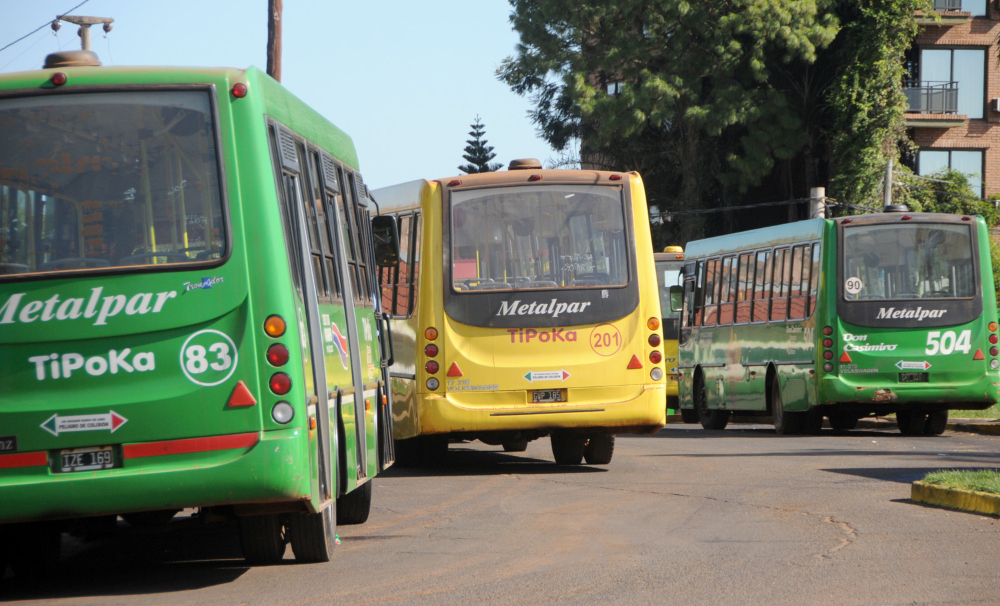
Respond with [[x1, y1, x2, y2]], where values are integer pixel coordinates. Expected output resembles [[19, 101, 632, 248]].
[[920, 49, 952, 83], [954, 49, 984, 119], [918, 150, 950, 178], [951, 150, 983, 197]]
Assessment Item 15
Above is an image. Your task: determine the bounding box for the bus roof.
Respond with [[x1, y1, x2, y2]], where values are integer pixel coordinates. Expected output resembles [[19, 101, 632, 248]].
[[684, 218, 827, 259], [439, 167, 640, 189], [371, 179, 432, 213]]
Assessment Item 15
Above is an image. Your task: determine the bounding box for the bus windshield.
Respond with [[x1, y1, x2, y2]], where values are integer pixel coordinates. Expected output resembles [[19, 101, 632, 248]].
[[0, 90, 225, 277], [450, 184, 628, 291], [842, 223, 975, 300]]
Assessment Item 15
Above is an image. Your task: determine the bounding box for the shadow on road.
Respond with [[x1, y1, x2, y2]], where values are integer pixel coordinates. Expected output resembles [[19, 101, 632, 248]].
[[382, 447, 608, 478], [0, 516, 250, 601], [624, 426, 920, 439], [824, 465, 999, 484]]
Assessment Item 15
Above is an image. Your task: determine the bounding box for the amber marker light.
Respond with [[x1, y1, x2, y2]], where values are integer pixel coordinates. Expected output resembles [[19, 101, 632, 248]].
[[264, 315, 286, 337], [990, 322, 998, 332], [647, 317, 660, 331], [425, 327, 438, 341], [231, 83, 248, 98], [51, 72, 67, 86]]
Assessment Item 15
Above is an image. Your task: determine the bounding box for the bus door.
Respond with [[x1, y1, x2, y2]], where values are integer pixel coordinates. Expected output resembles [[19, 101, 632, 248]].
[[273, 125, 334, 506]]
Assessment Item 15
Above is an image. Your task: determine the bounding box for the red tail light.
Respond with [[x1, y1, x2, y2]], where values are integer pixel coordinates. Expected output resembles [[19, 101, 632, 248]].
[[266, 344, 289, 366], [649, 351, 662, 364], [648, 334, 661, 347], [269, 373, 291, 395], [425, 361, 439, 374], [425, 344, 439, 357]]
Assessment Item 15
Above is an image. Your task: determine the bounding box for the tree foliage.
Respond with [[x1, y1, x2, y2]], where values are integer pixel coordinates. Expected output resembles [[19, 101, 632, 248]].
[[499, 0, 931, 247], [459, 116, 503, 174]]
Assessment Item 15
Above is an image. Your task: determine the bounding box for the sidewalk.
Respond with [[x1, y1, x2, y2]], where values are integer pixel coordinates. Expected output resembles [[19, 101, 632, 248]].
[[666, 414, 1000, 435]]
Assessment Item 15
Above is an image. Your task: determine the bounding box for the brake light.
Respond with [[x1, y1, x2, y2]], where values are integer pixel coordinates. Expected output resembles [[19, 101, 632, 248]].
[[266, 344, 289, 366], [425, 361, 439, 374], [648, 334, 661, 347], [649, 350, 662, 364], [269, 373, 291, 395], [425, 344, 439, 357]]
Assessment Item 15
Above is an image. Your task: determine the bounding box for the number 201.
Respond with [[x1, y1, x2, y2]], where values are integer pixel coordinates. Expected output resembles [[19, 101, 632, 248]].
[[925, 330, 971, 355]]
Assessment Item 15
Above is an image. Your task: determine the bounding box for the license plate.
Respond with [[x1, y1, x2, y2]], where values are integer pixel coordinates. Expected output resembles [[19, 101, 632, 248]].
[[56, 446, 117, 473], [532, 389, 564, 403], [899, 372, 929, 383]]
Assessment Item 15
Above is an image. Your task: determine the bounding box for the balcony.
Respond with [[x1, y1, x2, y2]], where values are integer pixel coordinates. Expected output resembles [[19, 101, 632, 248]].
[[915, 1, 973, 24], [904, 81, 967, 127]]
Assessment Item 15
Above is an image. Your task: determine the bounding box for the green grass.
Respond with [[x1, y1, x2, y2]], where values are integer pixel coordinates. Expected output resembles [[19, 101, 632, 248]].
[[950, 404, 1000, 419], [922, 469, 1000, 495]]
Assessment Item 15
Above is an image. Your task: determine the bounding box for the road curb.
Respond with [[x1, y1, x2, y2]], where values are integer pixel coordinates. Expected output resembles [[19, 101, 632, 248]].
[[911, 481, 1000, 516]]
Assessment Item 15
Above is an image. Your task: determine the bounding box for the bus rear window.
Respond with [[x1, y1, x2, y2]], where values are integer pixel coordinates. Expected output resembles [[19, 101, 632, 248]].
[[0, 90, 225, 277], [450, 184, 628, 291], [842, 223, 974, 300]]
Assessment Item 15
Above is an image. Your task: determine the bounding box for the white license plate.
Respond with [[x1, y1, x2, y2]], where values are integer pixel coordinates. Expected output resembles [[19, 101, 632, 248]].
[[57, 446, 116, 473], [532, 390, 564, 403]]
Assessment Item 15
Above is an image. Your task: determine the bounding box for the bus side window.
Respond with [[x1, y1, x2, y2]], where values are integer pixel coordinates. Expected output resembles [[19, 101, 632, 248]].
[[350, 172, 375, 306], [736, 252, 753, 324], [378, 212, 398, 312], [718, 256, 734, 326], [789, 244, 808, 320], [693, 260, 705, 326], [296, 144, 331, 300], [310, 151, 342, 300], [752, 250, 770, 323], [703, 258, 719, 326], [770, 247, 791, 321], [410, 213, 422, 316], [809, 242, 821, 316], [396, 213, 414, 317], [335, 167, 363, 301]]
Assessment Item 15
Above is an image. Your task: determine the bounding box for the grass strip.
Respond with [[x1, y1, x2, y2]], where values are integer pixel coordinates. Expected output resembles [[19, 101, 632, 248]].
[[922, 469, 1000, 495]]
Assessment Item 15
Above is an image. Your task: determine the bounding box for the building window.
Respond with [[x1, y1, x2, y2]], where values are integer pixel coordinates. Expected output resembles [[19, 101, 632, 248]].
[[917, 149, 984, 198], [920, 48, 985, 119], [606, 81, 623, 96]]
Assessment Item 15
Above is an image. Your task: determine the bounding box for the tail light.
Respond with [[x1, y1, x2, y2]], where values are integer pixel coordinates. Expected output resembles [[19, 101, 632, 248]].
[[264, 315, 286, 337], [649, 351, 662, 364], [648, 334, 661, 347], [425, 327, 438, 340], [425, 361, 439, 374], [425, 344, 439, 357], [647, 317, 660, 331], [269, 373, 291, 395], [266, 344, 289, 366]]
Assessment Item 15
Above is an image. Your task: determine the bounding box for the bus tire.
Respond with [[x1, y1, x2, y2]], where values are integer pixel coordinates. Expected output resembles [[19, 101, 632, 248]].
[[502, 437, 529, 452], [801, 410, 823, 435], [897, 410, 927, 436], [771, 375, 801, 436], [288, 505, 336, 563], [337, 480, 373, 525], [584, 435, 615, 465], [924, 410, 948, 435], [680, 408, 699, 424], [238, 514, 286, 565], [829, 413, 859, 431], [551, 432, 585, 465], [6, 521, 61, 577], [695, 373, 729, 430]]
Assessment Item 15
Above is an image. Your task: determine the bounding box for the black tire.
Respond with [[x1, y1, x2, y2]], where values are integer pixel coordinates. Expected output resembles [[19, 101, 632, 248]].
[[695, 373, 729, 430], [583, 435, 615, 465], [551, 432, 586, 465], [801, 410, 824, 435], [924, 410, 948, 435], [680, 407, 699, 424], [829, 413, 859, 431], [238, 514, 286, 565], [772, 375, 801, 436], [337, 480, 372, 525], [121, 509, 180, 528], [6, 521, 61, 577], [897, 410, 927, 436], [288, 505, 336, 563], [502, 437, 529, 452]]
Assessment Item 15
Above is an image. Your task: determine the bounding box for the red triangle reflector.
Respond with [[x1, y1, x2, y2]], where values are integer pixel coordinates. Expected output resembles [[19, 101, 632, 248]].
[[627, 354, 643, 369], [227, 380, 257, 407], [839, 351, 852, 363], [974, 349, 985, 360], [447, 362, 463, 377]]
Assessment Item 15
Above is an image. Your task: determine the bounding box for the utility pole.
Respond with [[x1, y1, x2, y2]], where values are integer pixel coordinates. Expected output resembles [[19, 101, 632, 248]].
[[267, 0, 283, 82], [883, 158, 893, 209], [809, 187, 826, 219], [56, 15, 113, 51]]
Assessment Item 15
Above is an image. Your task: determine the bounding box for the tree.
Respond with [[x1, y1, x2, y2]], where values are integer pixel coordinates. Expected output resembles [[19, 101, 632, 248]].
[[459, 116, 503, 174], [498, 0, 930, 247]]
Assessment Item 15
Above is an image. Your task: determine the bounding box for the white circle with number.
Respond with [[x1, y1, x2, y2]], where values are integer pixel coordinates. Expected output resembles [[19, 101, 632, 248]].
[[845, 277, 863, 295], [179, 329, 238, 386]]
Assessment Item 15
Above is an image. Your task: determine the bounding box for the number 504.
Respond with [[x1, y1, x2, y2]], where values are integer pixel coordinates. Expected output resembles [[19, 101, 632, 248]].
[[925, 330, 972, 355]]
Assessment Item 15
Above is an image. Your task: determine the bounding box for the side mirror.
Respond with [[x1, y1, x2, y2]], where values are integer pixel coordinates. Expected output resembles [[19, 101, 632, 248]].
[[371, 215, 400, 267], [669, 285, 683, 312]]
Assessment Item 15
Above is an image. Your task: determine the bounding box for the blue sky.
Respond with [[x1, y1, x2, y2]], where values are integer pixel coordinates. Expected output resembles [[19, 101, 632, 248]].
[[0, 1, 558, 188]]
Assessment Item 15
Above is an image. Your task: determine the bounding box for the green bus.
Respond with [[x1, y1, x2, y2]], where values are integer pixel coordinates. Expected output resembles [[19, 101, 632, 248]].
[[676, 210, 999, 435], [0, 50, 397, 570]]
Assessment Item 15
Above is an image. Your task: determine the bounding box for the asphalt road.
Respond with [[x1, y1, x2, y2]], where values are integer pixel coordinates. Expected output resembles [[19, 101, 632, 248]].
[[4, 424, 1000, 606]]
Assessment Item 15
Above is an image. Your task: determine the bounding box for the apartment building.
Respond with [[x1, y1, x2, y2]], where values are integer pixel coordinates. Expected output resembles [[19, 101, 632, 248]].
[[905, 0, 1000, 198]]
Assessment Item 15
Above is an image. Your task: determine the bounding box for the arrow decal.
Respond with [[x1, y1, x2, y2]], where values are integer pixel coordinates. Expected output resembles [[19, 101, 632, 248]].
[[895, 361, 931, 371], [40, 411, 128, 437], [523, 369, 571, 383]]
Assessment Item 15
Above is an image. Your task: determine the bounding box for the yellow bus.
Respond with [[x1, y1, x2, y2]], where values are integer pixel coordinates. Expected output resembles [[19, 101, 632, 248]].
[[373, 159, 666, 466], [654, 246, 689, 421]]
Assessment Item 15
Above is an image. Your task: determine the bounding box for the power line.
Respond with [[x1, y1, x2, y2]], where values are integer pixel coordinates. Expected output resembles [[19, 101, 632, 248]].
[[0, 0, 90, 55], [894, 182, 985, 203]]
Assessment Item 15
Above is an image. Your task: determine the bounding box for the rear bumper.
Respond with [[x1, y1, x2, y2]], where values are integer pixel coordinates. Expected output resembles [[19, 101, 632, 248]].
[[819, 373, 1000, 408], [412, 383, 666, 436], [0, 428, 311, 524]]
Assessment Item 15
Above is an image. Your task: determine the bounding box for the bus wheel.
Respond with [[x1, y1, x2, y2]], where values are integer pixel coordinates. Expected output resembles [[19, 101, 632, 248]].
[[238, 514, 287, 565], [680, 408, 699, 424], [584, 435, 615, 465], [801, 410, 824, 435], [695, 374, 729, 430], [551, 432, 586, 465], [337, 480, 373, 525], [924, 410, 948, 435], [829, 413, 859, 431], [771, 376, 801, 436], [503, 437, 529, 452], [6, 521, 61, 577], [288, 505, 336, 563], [897, 410, 927, 436]]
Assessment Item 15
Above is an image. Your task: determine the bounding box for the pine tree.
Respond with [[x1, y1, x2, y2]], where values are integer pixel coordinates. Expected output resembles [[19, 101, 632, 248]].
[[458, 116, 502, 174]]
